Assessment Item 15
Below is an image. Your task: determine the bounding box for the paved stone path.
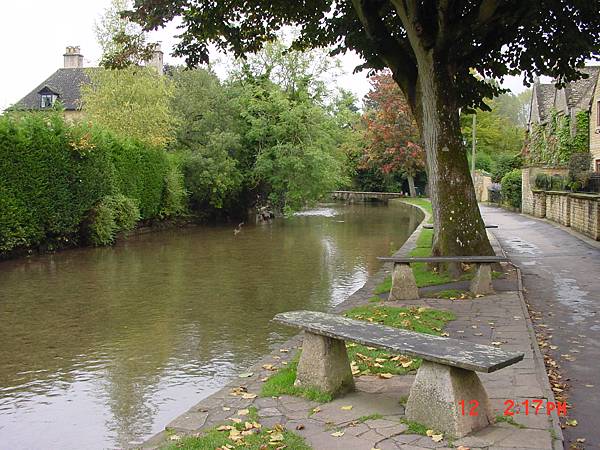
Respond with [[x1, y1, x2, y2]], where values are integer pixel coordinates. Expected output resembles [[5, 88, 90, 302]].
[[481, 205, 600, 449]]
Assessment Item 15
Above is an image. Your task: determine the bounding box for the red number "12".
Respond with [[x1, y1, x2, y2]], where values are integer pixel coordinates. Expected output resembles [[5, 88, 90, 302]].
[[459, 399, 479, 416]]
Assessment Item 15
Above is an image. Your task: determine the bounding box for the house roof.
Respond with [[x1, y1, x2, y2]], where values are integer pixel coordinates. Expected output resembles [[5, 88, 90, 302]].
[[15, 68, 91, 110], [565, 66, 600, 110]]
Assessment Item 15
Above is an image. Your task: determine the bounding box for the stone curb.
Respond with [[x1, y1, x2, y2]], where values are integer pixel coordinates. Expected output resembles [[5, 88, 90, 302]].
[[490, 230, 565, 450]]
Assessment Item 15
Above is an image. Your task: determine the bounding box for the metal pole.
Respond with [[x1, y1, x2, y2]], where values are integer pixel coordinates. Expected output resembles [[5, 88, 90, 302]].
[[471, 114, 476, 177]]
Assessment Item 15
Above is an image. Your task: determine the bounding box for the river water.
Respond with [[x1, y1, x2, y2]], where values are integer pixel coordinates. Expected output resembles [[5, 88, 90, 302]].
[[0, 201, 418, 449]]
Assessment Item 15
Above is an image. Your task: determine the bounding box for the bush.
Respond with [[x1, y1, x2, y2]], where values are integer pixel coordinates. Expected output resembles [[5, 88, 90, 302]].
[[501, 169, 522, 209], [491, 154, 521, 183], [105, 194, 140, 231], [0, 112, 185, 254], [568, 152, 592, 191], [84, 198, 118, 246], [160, 154, 187, 218], [83, 195, 140, 246], [534, 173, 551, 190], [474, 153, 492, 172], [550, 174, 566, 191]]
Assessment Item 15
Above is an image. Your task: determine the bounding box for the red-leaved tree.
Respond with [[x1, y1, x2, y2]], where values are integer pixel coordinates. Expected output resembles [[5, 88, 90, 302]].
[[362, 71, 425, 197]]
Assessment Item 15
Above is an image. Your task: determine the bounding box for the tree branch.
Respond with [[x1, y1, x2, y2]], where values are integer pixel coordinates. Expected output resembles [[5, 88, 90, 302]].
[[350, 0, 418, 109]]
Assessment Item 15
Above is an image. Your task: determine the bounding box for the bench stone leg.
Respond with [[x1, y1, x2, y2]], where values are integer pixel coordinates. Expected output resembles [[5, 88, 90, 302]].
[[405, 361, 492, 438], [388, 262, 419, 301], [294, 331, 354, 396], [470, 263, 494, 295]]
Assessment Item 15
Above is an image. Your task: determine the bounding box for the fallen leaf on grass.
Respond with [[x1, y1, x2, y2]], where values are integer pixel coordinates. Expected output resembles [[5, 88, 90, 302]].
[[269, 432, 284, 442], [169, 434, 181, 441]]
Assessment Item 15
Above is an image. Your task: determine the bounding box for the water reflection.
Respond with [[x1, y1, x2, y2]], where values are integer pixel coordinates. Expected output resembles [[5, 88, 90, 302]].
[[0, 202, 417, 449]]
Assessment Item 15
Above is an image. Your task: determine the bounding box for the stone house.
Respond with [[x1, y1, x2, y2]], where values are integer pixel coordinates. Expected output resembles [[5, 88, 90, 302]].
[[528, 66, 600, 171], [14, 45, 164, 120]]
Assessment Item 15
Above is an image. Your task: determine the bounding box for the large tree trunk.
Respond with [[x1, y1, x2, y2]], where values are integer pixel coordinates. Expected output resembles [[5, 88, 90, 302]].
[[416, 55, 493, 266], [407, 173, 417, 197]]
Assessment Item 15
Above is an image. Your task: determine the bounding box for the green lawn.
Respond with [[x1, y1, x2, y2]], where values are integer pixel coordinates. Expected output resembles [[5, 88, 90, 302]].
[[344, 305, 455, 376]]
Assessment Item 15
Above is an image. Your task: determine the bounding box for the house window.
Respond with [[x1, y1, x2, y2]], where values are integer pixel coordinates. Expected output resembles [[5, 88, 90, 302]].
[[40, 93, 57, 108]]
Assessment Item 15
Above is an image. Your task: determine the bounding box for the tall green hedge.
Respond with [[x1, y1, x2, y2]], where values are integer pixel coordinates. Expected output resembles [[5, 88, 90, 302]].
[[0, 112, 186, 253], [501, 169, 522, 209]]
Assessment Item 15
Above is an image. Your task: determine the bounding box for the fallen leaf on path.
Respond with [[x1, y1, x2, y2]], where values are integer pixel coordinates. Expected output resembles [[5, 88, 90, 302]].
[[331, 431, 345, 437], [379, 373, 393, 379], [242, 393, 257, 399], [565, 419, 578, 427], [237, 409, 249, 416], [238, 373, 254, 378], [431, 434, 444, 442], [457, 446, 470, 450], [341, 405, 353, 410], [576, 438, 585, 443]]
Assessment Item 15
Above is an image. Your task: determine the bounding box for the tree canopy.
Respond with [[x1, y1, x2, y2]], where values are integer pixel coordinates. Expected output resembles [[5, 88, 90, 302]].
[[361, 71, 424, 196]]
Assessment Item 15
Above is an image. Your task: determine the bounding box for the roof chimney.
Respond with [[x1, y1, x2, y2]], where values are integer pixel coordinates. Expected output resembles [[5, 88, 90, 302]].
[[147, 44, 164, 73], [64, 46, 83, 68]]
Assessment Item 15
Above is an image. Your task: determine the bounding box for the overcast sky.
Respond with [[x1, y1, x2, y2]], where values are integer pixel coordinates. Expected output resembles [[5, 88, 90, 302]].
[[0, 0, 530, 112]]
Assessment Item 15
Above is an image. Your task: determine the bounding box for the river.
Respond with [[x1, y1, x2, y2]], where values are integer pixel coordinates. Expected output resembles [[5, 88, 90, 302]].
[[0, 201, 418, 449]]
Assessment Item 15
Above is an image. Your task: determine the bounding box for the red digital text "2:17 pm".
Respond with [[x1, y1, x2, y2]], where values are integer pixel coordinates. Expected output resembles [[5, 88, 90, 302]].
[[459, 399, 567, 416]]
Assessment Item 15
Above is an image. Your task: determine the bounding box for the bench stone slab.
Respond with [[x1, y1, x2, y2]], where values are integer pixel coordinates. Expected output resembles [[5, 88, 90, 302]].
[[406, 360, 493, 438], [378, 256, 507, 264], [423, 224, 498, 229], [274, 311, 524, 373]]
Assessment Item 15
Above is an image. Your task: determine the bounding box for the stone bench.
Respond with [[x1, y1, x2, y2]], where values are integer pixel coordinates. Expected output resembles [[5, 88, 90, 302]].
[[422, 224, 498, 229], [376, 256, 508, 300], [274, 310, 524, 438]]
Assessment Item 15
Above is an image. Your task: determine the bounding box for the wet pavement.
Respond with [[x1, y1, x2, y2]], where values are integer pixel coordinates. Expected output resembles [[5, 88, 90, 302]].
[[482, 205, 600, 448]]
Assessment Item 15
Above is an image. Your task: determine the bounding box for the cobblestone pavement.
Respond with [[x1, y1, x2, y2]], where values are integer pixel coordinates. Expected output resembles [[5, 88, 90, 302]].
[[482, 205, 600, 449], [140, 209, 561, 450]]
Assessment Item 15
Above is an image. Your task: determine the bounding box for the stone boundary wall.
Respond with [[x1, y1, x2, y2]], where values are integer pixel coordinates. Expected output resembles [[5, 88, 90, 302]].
[[530, 190, 546, 218], [545, 191, 571, 227], [522, 170, 600, 240], [521, 167, 568, 215], [569, 194, 600, 240]]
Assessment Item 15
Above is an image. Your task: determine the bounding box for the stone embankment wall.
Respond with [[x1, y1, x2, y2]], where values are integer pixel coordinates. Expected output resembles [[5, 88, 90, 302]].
[[522, 168, 600, 240]]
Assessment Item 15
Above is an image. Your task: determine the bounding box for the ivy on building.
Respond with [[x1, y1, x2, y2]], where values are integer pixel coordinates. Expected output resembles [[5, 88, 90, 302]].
[[525, 109, 590, 167]]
